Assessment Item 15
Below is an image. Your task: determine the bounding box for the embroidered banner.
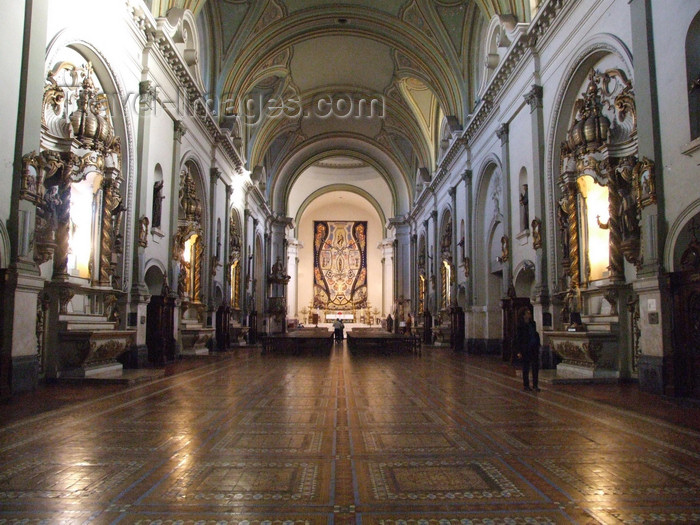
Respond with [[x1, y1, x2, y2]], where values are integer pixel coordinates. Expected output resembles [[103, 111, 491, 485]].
[[313, 221, 367, 310]]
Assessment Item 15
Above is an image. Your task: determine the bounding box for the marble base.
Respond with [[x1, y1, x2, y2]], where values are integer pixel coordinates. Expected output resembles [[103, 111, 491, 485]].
[[180, 326, 214, 355], [59, 361, 123, 379], [56, 324, 135, 379], [638, 354, 664, 394], [11, 355, 39, 393], [552, 362, 620, 383]]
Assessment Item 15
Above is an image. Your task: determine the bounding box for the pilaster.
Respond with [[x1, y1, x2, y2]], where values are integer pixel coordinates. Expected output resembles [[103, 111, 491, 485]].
[[525, 84, 550, 322], [496, 123, 513, 295], [3, 0, 50, 394]]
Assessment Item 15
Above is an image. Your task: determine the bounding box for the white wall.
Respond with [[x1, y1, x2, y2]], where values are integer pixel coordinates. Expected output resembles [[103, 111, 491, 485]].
[[0, 2, 25, 228], [296, 191, 384, 318]]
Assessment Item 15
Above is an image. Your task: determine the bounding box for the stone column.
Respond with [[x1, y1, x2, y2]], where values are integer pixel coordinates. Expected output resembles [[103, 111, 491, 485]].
[[207, 167, 221, 324], [242, 208, 252, 319], [463, 169, 474, 307], [431, 209, 439, 313], [128, 80, 160, 358], [3, 0, 50, 392], [449, 185, 458, 306], [224, 184, 232, 304], [379, 239, 394, 316], [524, 84, 550, 326], [496, 123, 513, 295], [286, 239, 301, 321], [168, 120, 186, 293], [410, 233, 417, 317], [629, 0, 670, 394]]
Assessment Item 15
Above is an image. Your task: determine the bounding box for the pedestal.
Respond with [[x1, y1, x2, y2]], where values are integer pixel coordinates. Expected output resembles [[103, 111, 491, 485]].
[[546, 330, 620, 382]]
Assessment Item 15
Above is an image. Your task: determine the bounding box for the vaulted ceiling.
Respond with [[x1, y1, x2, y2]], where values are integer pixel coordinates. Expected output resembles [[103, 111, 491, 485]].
[[146, 0, 532, 216]]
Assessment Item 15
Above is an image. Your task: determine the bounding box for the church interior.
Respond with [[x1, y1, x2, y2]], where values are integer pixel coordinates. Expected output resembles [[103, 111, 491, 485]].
[[1, 0, 700, 521]]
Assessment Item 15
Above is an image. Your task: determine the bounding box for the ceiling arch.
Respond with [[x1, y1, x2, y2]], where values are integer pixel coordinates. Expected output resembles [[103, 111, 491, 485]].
[[270, 138, 411, 217], [293, 184, 389, 238], [218, 10, 465, 121], [246, 84, 433, 174]]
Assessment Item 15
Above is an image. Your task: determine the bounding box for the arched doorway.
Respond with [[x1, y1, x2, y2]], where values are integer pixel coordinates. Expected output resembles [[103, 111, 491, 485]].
[[669, 212, 700, 398], [145, 264, 175, 365]]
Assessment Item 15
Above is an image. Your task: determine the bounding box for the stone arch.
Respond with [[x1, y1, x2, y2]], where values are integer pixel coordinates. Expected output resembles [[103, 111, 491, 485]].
[[513, 259, 535, 298], [144, 261, 167, 296], [666, 200, 700, 272], [293, 185, 387, 239], [271, 138, 411, 216], [473, 155, 502, 305]]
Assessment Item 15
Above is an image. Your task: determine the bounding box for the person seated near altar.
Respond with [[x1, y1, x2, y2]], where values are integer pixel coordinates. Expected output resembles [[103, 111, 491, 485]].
[[332, 318, 345, 342]]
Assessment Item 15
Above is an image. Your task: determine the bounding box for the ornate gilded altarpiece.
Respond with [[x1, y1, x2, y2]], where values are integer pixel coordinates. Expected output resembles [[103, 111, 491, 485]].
[[313, 221, 367, 310]]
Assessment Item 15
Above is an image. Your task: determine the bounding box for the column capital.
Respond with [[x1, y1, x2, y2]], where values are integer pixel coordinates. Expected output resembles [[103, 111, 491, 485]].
[[524, 84, 543, 112], [139, 81, 157, 112], [430, 210, 438, 221], [461, 169, 472, 184], [496, 123, 509, 145], [174, 120, 187, 143], [448, 185, 457, 198]]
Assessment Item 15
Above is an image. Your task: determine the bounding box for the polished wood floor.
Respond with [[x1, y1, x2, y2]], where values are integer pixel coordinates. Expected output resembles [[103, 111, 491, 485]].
[[1, 344, 700, 524]]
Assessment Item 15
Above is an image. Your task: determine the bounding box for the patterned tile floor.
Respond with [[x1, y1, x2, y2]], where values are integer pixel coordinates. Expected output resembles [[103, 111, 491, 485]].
[[1, 346, 700, 524]]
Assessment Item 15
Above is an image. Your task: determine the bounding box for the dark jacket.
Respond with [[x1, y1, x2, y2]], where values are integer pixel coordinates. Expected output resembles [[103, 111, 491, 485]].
[[516, 320, 540, 359]]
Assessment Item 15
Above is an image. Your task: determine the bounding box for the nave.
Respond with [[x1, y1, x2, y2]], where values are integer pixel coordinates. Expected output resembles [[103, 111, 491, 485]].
[[1, 348, 700, 524]]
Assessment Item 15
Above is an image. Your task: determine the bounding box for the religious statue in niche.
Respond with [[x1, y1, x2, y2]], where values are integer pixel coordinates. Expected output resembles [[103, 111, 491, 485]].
[[151, 180, 164, 229], [634, 157, 656, 207], [519, 184, 529, 231], [34, 185, 62, 262], [557, 197, 569, 257], [497, 235, 510, 263], [618, 183, 638, 242], [42, 185, 61, 233], [111, 197, 126, 254], [178, 257, 189, 298], [138, 216, 149, 248], [441, 220, 452, 259]]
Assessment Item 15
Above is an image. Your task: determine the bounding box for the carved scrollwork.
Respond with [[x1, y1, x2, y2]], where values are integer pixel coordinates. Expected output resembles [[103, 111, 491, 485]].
[[633, 157, 656, 208], [179, 167, 202, 223], [553, 341, 602, 367], [91, 340, 126, 367]]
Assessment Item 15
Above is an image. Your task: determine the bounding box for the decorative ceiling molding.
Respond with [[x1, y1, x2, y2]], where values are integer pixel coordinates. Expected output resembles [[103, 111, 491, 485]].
[[253, 0, 287, 35], [220, 8, 464, 122], [400, 0, 437, 43], [314, 159, 369, 170]]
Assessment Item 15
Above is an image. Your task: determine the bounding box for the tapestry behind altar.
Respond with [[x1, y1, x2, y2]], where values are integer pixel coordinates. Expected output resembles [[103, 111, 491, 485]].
[[313, 221, 367, 310]]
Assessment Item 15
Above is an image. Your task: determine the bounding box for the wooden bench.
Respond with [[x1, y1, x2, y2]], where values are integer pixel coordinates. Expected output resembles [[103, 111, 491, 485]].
[[346, 331, 416, 355], [262, 331, 333, 355]]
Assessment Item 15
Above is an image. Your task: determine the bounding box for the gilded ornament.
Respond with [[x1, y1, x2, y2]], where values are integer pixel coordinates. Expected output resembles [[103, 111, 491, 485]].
[[531, 218, 542, 249]]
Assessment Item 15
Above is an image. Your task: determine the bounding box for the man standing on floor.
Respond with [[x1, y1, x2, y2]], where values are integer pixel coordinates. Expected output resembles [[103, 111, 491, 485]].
[[516, 308, 540, 391]]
